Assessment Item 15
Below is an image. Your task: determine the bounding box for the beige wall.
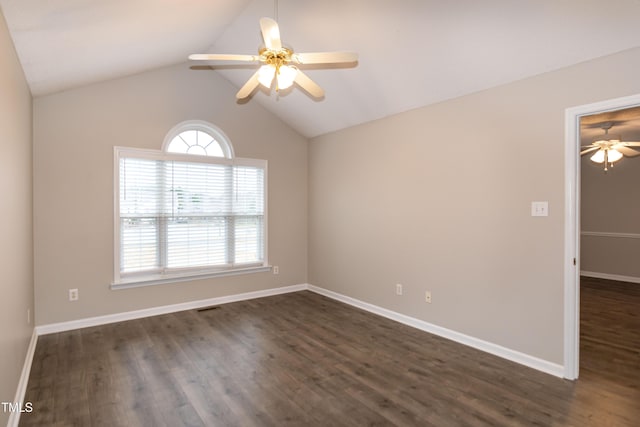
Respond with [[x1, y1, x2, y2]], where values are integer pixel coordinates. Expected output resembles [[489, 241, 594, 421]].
[[581, 154, 640, 279], [309, 47, 640, 364], [33, 63, 308, 325], [0, 6, 34, 424]]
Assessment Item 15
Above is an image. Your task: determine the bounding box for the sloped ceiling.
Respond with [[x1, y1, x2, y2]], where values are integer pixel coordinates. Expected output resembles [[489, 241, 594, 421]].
[[3, 0, 640, 138]]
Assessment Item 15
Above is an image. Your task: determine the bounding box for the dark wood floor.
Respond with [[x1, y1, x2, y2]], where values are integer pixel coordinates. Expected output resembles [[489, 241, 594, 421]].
[[20, 280, 640, 426]]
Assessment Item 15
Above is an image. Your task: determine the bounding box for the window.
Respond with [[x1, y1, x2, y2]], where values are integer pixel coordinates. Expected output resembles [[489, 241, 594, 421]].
[[113, 121, 268, 288], [163, 120, 234, 158]]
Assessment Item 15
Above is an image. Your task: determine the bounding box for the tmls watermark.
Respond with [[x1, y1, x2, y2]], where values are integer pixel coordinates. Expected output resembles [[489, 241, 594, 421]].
[[1, 401, 33, 413]]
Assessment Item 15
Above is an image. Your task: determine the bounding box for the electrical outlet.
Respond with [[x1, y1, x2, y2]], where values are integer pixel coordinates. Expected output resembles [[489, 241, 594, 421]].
[[396, 283, 403, 296], [425, 291, 432, 304], [69, 288, 79, 301], [27, 308, 31, 325], [273, 265, 279, 275]]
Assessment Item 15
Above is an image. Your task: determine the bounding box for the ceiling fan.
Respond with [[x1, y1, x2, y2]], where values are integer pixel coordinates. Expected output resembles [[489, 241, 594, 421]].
[[189, 16, 358, 100], [580, 122, 640, 171]]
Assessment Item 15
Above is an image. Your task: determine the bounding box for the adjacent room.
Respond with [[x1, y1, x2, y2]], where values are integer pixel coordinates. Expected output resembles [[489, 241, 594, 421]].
[[1, 1, 639, 426]]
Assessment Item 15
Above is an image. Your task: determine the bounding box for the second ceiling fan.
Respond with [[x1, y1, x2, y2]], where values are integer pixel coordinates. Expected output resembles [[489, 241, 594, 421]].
[[581, 122, 640, 171], [189, 16, 358, 100]]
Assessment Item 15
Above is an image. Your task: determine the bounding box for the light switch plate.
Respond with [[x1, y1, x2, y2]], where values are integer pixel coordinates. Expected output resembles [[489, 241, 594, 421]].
[[531, 201, 549, 217]]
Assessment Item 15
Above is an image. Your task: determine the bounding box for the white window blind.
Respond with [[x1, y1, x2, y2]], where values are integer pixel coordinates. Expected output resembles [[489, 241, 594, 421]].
[[115, 147, 266, 285]]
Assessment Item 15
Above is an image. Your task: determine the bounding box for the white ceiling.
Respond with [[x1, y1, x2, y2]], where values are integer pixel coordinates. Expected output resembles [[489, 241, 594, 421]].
[[3, 0, 640, 138]]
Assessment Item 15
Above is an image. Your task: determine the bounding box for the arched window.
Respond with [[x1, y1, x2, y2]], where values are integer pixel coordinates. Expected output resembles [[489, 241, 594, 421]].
[[113, 120, 268, 289], [162, 120, 235, 158]]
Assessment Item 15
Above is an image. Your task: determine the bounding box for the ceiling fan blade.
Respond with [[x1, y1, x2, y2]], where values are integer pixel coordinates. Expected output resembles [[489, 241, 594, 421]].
[[622, 141, 640, 147], [293, 51, 359, 65], [580, 146, 599, 155], [236, 70, 261, 99], [294, 70, 324, 98], [260, 17, 282, 50], [189, 54, 259, 62], [616, 146, 640, 157]]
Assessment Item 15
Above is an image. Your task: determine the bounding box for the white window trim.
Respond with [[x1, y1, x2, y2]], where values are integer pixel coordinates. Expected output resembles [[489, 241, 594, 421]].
[[112, 146, 269, 289]]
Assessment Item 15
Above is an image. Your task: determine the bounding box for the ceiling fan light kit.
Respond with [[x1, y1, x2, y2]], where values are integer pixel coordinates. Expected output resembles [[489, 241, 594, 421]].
[[189, 16, 358, 100], [580, 123, 640, 172], [257, 47, 298, 90], [589, 148, 622, 164]]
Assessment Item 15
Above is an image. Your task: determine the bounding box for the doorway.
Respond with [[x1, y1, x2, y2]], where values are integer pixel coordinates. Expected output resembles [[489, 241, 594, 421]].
[[564, 93, 640, 379]]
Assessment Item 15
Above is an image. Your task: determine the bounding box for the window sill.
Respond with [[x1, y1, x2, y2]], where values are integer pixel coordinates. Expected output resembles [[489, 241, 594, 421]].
[[111, 265, 272, 290]]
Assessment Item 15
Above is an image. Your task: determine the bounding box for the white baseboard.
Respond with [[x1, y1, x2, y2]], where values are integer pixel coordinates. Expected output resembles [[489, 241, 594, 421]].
[[32, 282, 564, 392], [36, 284, 307, 335], [7, 328, 38, 427], [307, 285, 565, 378], [581, 271, 640, 284]]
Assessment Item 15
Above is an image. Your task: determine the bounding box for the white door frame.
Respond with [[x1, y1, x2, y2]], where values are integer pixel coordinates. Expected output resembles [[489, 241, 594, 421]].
[[563, 93, 640, 379]]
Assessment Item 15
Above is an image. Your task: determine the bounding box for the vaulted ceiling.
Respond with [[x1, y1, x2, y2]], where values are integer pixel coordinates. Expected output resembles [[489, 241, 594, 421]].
[[3, 0, 640, 138]]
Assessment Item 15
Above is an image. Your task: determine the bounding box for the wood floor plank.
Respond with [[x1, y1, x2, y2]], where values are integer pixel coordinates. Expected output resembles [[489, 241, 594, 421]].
[[19, 280, 640, 426]]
